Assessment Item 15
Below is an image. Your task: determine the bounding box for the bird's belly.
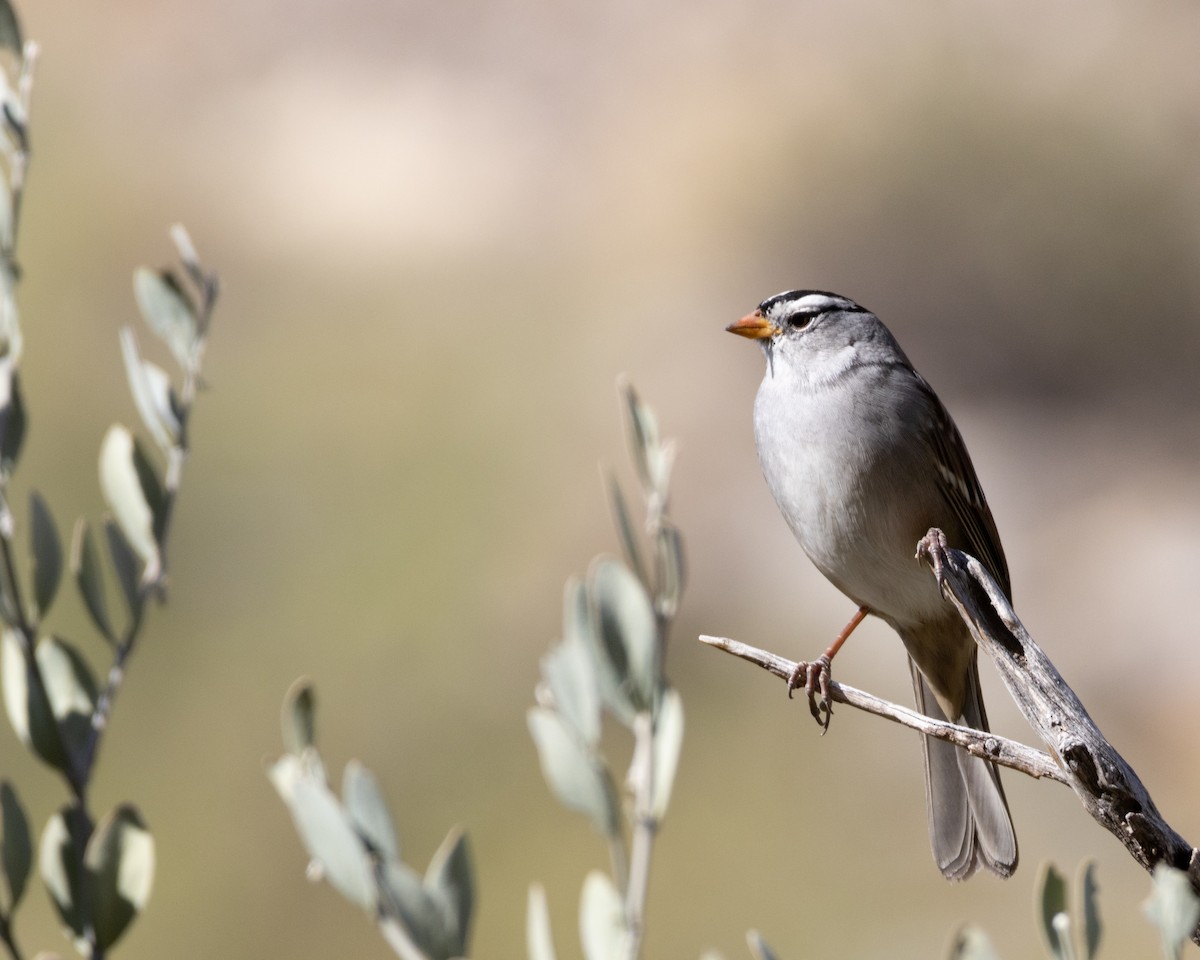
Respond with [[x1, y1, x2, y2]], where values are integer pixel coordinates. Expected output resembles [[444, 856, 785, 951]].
[[797, 503, 946, 629]]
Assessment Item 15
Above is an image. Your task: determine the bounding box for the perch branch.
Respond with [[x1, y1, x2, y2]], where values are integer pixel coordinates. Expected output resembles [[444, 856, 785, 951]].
[[702, 527, 1199, 944], [697, 633, 1066, 783], [914, 529, 1199, 917]]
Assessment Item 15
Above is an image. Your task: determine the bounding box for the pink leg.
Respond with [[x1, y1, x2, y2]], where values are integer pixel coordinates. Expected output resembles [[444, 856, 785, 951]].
[[787, 605, 869, 732]]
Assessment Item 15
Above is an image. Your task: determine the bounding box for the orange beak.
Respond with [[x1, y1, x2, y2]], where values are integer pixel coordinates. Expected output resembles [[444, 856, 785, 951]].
[[726, 310, 778, 340]]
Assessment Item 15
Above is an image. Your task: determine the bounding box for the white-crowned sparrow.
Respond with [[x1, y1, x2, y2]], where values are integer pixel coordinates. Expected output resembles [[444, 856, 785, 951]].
[[728, 289, 1017, 881]]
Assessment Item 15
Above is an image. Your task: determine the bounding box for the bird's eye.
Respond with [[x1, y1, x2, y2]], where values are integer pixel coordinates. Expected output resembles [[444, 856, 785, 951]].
[[787, 312, 814, 330]]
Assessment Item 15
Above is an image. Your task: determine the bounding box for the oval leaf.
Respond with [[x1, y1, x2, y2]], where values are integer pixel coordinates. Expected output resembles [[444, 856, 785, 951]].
[[70, 520, 115, 644], [1076, 860, 1102, 960], [30, 492, 63, 619], [0, 0, 21, 56], [170, 224, 201, 278], [653, 520, 685, 620], [589, 559, 658, 713], [527, 883, 557, 960], [1, 779, 32, 911], [268, 754, 375, 911], [1038, 861, 1069, 960], [527, 707, 619, 837], [38, 806, 88, 953], [35, 637, 98, 767], [565, 574, 638, 724], [426, 827, 474, 959], [119, 328, 181, 453], [1142, 863, 1200, 960], [2, 627, 67, 770], [131, 435, 167, 543], [579, 870, 625, 960], [379, 860, 457, 960], [342, 760, 398, 861], [85, 805, 155, 952], [946, 926, 999, 960], [618, 378, 662, 494], [103, 519, 142, 622], [0, 365, 25, 477], [562, 577, 591, 647], [605, 475, 646, 585], [651, 687, 684, 819], [132, 268, 197, 372], [540, 636, 601, 747], [281, 678, 317, 754], [99, 426, 160, 584]]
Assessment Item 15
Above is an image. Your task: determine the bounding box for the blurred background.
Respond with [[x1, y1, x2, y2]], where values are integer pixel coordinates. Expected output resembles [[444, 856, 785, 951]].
[[3, 0, 1199, 957]]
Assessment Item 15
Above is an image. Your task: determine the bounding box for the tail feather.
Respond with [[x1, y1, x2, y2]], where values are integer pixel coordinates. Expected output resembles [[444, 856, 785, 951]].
[[910, 655, 1017, 880]]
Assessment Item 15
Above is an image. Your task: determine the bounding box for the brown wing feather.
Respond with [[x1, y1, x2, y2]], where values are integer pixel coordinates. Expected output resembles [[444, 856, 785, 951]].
[[914, 374, 1011, 600]]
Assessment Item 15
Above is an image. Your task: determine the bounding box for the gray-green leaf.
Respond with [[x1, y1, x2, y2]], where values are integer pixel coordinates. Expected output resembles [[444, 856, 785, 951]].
[[541, 634, 601, 747], [1038, 861, 1069, 960], [527, 707, 619, 837], [30, 492, 63, 620], [589, 558, 658, 713], [132, 267, 198, 372], [618, 378, 663, 495], [426, 827, 474, 959], [119, 328, 182, 453], [652, 687, 684, 818], [1077, 860, 1101, 960], [380, 860, 456, 960], [1142, 863, 1200, 960], [281, 678, 317, 754], [0, 0, 21, 56], [579, 870, 625, 960], [99, 426, 161, 583], [132, 434, 167, 543], [268, 753, 375, 911], [946, 925, 999, 960], [654, 520, 685, 620], [103, 519, 142, 622], [527, 883, 557, 960], [605, 474, 646, 585], [35, 636, 98, 769], [70, 520, 115, 644], [567, 573, 634, 729], [1, 779, 31, 912], [0, 365, 25, 477], [39, 806, 88, 953], [85, 804, 155, 952], [746, 930, 780, 960], [562, 577, 591, 648], [342, 760, 399, 861], [1, 627, 67, 770]]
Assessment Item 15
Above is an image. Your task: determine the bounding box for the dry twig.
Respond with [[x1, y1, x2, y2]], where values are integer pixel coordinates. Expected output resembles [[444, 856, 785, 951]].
[[701, 527, 1200, 944]]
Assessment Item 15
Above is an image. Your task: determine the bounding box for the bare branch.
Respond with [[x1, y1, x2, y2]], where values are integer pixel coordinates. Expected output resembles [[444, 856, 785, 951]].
[[700, 526, 1200, 944], [914, 529, 1200, 925], [697, 634, 1066, 784]]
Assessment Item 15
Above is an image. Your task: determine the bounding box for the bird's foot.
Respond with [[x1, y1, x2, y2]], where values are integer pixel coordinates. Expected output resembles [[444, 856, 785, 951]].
[[786, 654, 834, 733]]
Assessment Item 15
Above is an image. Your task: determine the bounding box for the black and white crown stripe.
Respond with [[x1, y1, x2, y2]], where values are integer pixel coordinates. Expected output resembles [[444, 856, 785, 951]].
[[759, 290, 868, 326]]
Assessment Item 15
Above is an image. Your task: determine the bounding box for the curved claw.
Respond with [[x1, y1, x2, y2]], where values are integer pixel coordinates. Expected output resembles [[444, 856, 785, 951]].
[[786, 655, 835, 732]]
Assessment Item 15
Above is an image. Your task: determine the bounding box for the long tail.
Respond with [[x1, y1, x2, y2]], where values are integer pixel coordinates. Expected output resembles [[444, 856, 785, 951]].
[[910, 654, 1018, 880]]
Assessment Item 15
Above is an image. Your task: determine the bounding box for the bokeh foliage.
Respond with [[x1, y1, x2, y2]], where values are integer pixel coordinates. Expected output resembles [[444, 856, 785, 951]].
[[0, 6, 219, 957]]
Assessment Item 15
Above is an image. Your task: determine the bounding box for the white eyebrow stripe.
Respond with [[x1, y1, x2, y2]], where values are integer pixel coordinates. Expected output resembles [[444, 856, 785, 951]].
[[791, 294, 851, 312]]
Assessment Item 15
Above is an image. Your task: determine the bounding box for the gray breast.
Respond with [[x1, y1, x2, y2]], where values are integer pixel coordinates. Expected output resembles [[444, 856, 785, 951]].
[[753, 362, 948, 627]]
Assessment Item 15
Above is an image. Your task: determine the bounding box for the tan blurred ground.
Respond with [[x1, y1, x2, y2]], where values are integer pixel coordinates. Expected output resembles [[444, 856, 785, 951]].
[[3, 0, 1199, 958]]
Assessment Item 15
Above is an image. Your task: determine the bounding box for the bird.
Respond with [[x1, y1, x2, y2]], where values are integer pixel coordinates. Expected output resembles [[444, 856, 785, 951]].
[[727, 288, 1017, 881]]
